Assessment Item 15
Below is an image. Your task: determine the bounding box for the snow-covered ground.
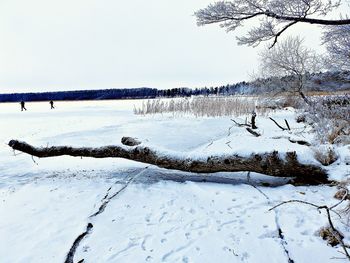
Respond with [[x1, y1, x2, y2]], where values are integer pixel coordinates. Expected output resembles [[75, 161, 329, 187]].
[[0, 100, 349, 263]]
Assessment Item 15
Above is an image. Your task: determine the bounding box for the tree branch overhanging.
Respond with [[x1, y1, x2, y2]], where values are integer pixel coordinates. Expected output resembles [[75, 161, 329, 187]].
[[195, 0, 350, 47], [8, 139, 329, 185]]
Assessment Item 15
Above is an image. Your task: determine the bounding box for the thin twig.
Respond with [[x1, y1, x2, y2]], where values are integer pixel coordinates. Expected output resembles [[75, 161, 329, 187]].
[[284, 119, 291, 131], [228, 125, 235, 136], [269, 117, 287, 131], [205, 141, 214, 149], [231, 119, 250, 127], [12, 150, 23, 156], [269, 199, 350, 261], [31, 155, 38, 165], [330, 189, 349, 210], [269, 199, 319, 211]]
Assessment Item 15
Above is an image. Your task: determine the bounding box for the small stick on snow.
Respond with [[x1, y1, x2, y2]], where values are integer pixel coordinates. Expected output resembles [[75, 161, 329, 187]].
[[31, 155, 38, 165], [246, 128, 261, 137], [269, 117, 287, 131], [231, 119, 250, 127], [205, 141, 214, 149], [272, 136, 311, 146], [284, 119, 291, 131], [269, 198, 350, 261]]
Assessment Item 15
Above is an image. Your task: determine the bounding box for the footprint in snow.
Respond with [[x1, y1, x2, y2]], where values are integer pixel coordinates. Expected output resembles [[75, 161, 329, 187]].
[[167, 200, 174, 206], [145, 213, 152, 222], [141, 235, 152, 251], [188, 208, 195, 214], [182, 256, 189, 263]]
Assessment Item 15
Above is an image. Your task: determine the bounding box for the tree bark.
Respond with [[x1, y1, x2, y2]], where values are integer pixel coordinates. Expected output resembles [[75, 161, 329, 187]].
[[8, 139, 328, 184]]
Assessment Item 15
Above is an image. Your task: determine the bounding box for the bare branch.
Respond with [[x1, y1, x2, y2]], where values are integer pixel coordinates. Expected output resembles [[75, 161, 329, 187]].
[[259, 36, 322, 101], [195, 0, 348, 47], [323, 24, 350, 70], [269, 21, 298, 48], [269, 117, 287, 131], [285, 119, 291, 131], [246, 127, 261, 137], [231, 118, 251, 127], [269, 198, 350, 260]]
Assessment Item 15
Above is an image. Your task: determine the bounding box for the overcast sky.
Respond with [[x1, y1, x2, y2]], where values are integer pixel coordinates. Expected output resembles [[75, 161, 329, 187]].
[[0, 0, 345, 93]]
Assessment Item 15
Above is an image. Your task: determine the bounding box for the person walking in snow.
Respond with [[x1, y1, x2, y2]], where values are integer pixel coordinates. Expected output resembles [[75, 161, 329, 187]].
[[50, 100, 55, 109], [20, 101, 27, 111]]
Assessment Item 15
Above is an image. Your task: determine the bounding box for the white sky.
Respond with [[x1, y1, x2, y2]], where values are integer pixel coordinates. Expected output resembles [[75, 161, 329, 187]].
[[0, 0, 347, 93]]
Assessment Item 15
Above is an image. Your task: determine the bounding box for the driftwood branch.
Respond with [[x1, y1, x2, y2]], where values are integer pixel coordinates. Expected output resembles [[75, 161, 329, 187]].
[[8, 139, 328, 184], [246, 128, 261, 137], [288, 138, 311, 146], [231, 118, 260, 137], [272, 136, 311, 146]]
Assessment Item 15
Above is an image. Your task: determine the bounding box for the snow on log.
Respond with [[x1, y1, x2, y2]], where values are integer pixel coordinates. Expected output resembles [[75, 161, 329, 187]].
[[8, 139, 328, 184]]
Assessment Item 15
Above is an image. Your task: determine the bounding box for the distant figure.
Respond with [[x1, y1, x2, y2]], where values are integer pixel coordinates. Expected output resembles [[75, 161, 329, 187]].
[[50, 100, 55, 109], [20, 101, 27, 111]]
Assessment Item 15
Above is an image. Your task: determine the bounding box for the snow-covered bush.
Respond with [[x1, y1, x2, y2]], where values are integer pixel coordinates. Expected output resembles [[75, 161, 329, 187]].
[[304, 95, 350, 145], [257, 95, 305, 111], [312, 145, 339, 166]]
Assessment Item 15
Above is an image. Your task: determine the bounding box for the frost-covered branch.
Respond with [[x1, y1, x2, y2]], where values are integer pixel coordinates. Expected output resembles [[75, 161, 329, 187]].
[[258, 36, 322, 102], [195, 0, 349, 47], [323, 24, 350, 70]]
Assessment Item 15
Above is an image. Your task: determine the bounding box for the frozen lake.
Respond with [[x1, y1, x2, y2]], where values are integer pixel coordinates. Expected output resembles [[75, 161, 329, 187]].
[[0, 100, 348, 262]]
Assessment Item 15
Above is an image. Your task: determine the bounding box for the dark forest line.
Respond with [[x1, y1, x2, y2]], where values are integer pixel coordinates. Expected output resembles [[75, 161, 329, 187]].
[[1, 71, 349, 102]]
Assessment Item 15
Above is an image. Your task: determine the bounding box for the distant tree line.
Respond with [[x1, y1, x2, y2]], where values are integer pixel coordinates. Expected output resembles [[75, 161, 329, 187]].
[[0, 71, 348, 103], [157, 82, 250, 98], [0, 88, 158, 102], [0, 83, 252, 103]]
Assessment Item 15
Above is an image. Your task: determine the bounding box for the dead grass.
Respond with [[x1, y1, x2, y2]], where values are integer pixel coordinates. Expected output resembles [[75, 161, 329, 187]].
[[134, 96, 273, 117], [304, 95, 350, 145], [312, 145, 339, 166], [319, 226, 344, 247]]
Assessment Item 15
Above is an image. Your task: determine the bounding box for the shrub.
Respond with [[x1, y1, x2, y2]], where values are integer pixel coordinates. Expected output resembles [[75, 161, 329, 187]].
[[312, 145, 339, 166], [303, 95, 350, 145]]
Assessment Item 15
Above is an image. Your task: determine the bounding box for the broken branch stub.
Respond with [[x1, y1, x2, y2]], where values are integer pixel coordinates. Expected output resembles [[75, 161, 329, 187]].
[[121, 137, 141, 146], [246, 128, 261, 137], [8, 139, 328, 184], [269, 117, 287, 131]]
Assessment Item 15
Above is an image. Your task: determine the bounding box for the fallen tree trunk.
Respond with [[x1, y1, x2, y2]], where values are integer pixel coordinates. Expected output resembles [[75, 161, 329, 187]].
[[8, 139, 328, 184]]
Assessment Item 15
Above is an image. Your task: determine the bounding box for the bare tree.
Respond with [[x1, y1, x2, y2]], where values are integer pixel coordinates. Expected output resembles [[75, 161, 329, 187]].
[[258, 36, 322, 102], [195, 0, 350, 48], [322, 24, 350, 70]]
